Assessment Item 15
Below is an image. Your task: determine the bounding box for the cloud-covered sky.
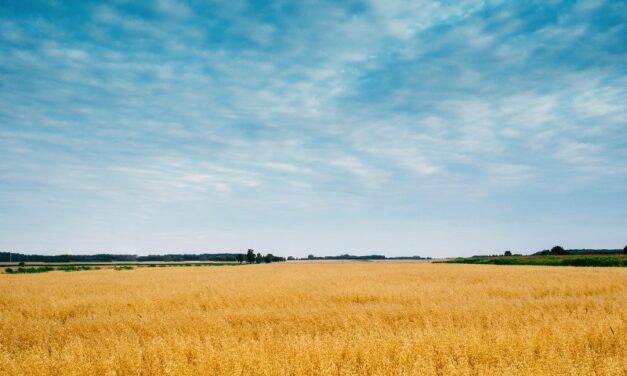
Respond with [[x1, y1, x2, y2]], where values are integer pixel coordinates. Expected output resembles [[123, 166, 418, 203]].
[[1, 0, 626, 257]]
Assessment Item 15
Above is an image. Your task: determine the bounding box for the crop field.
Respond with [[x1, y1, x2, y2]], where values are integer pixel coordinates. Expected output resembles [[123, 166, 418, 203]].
[[0, 263, 625, 375], [442, 254, 627, 267]]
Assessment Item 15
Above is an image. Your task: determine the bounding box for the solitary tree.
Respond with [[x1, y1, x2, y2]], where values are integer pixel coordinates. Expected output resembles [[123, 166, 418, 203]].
[[236, 254, 244, 264], [504, 250, 512, 257], [550, 245, 567, 255], [246, 249, 256, 264]]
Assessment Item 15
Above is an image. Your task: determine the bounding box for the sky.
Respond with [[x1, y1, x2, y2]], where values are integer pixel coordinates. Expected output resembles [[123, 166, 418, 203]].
[[0, 0, 626, 257]]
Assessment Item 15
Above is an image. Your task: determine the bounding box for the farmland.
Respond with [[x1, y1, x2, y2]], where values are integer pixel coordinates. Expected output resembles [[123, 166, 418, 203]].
[[0, 263, 625, 375], [442, 254, 627, 267]]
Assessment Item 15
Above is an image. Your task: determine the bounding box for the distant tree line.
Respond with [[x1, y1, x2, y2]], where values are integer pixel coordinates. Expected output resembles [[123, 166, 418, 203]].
[[472, 245, 626, 258], [234, 249, 285, 264], [533, 246, 569, 256], [0, 252, 285, 263], [533, 246, 626, 256]]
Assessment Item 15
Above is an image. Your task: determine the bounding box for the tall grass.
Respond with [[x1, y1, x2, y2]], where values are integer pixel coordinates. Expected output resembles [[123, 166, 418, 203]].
[[0, 263, 625, 375]]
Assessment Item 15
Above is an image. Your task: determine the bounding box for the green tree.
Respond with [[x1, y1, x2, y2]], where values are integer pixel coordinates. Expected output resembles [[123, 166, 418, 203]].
[[623, 245, 627, 254], [236, 254, 244, 264], [550, 245, 567, 255], [255, 253, 263, 264], [246, 249, 256, 264], [504, 251, 512, 256]]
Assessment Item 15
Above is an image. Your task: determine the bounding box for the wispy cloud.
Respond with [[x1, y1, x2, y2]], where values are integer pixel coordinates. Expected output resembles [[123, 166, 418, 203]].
[[1, 0, 626, 255]]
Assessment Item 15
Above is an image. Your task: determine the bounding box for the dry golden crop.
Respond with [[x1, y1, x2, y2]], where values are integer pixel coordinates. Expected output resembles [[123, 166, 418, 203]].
[[0, 263, 625, 375]]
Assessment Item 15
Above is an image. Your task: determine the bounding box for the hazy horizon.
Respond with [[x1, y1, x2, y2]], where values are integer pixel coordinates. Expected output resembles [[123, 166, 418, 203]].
[[1, 0, 626, 258]]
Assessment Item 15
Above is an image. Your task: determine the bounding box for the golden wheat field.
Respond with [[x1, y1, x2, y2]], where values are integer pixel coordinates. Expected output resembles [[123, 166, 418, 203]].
[[0, 263, 625, 376]]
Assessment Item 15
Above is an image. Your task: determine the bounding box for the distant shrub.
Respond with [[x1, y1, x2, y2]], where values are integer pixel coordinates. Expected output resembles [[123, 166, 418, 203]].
[[15, 266, 55, 274], [114, 265, 134, 271], [5, 267, 14, 274]]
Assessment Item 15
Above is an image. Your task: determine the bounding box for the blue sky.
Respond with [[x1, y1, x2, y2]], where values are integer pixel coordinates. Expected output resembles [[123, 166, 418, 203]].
[[1, 0, 626, 257]]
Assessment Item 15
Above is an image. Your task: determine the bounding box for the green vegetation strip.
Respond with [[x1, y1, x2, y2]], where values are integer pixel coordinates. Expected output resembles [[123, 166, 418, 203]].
[[440, 255, 627, 267], [4, 265, 101, 274], [3, 262, 238, 274]]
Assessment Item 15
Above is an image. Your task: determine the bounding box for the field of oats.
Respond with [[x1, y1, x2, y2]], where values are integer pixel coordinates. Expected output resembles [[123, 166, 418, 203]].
[[0, 263, 625, 375]]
